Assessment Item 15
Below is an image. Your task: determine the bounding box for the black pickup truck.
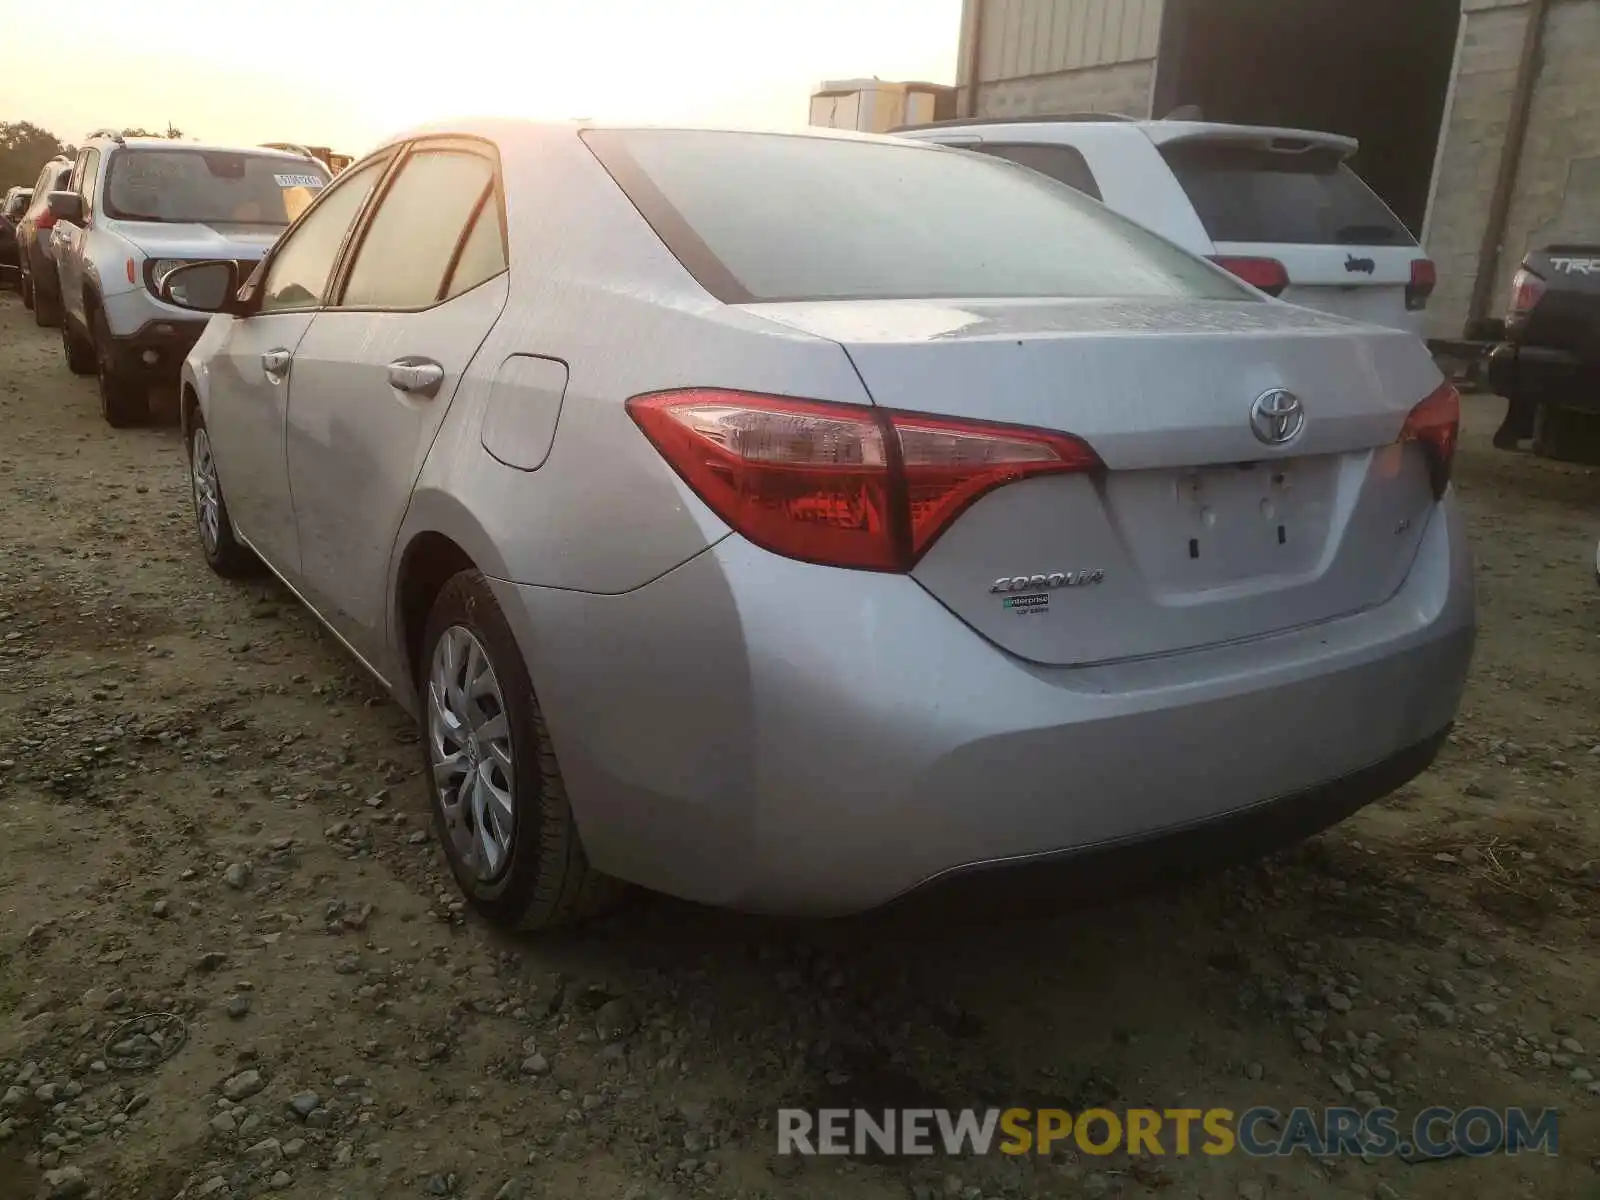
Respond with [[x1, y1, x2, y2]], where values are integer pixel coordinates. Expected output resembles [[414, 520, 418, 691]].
[[1486, 244, 1600, 463]]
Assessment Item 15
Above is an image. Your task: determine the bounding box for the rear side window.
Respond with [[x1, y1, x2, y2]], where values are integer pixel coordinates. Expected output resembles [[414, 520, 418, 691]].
[[583, 129, 1247, 305], [1161, 142, 1415, 246], [340, 146, 497, 309], [972, 143, 1102, 200]]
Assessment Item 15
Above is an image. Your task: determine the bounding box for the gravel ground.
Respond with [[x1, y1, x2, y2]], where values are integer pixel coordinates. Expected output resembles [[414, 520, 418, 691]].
[[1, 288, 1598, 1200]]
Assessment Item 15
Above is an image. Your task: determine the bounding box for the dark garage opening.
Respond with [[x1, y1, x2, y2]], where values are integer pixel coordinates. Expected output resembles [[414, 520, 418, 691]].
[[1151, 0, 1460, 238]]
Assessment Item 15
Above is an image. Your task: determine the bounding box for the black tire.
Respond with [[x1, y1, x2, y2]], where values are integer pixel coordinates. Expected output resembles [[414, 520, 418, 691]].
[[62, 316, 95, 375], [33, 282, 60, 327], [1531, 404, 1600, 465], [90, 306, 148, 427], [19, 269, 34, 310], [30, 250, 61, 327], [185, 412, 258, 577], [420, 571, 622, 930]]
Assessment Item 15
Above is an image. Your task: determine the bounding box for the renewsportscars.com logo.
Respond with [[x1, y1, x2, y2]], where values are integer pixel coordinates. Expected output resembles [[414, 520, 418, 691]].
[[776, 1106, 1559, 1160]]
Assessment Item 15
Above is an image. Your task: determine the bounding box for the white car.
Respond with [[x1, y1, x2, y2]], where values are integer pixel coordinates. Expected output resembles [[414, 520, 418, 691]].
[[42, 132, 329, 426], [894, 115, 1435, 338]]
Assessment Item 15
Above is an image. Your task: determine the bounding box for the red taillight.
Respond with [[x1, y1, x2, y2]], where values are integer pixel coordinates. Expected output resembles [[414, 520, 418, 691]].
[[35, 211, 57, 231], [627, 389, 1102, 572], [1400, 383, 1460, 500], [1509, 266, 1545, 315], [1209, 256, 1289, 298], [1407, 259, 1436, 311]]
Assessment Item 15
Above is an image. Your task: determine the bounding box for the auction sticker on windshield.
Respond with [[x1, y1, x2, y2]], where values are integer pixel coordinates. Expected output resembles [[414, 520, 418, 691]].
[[274, 174, 324, 189]]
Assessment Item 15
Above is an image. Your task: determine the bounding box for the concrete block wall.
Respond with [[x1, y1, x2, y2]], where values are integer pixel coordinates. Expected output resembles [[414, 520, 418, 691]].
[[1426, 0, 1600, 338], [1423, 0, 1532, 338], [1499, 0, 1600, 295], [976, 61, 1156, 118]]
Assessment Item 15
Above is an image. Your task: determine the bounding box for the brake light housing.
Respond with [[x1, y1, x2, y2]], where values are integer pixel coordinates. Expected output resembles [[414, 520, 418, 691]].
[[35, 209, 57, 231], [627, 389, 1103, 572], [1210, 256, 1289, 298], [1406, 259, 1436, 311], [1509, 266, 1545, 315], [1400, 382, 1460, 500]]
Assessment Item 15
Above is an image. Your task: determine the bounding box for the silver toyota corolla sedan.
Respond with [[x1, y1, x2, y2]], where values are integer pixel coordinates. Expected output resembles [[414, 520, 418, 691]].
[[162, 119, 1476, 930]]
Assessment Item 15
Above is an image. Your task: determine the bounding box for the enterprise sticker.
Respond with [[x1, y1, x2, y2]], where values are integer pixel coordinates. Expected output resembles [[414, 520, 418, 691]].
[[1002, 593, 1050, 616], [275, 174, 325, 188]]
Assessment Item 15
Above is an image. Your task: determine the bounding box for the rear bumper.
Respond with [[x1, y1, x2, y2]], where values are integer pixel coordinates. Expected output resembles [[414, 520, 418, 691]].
[[893, 725, 1449, 911], [492, 497, 1476, 916], [1487, 342, 1598, 411]]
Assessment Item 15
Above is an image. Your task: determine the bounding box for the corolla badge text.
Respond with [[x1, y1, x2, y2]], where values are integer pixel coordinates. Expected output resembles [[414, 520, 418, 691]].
[[990, 570, 1106, 594]]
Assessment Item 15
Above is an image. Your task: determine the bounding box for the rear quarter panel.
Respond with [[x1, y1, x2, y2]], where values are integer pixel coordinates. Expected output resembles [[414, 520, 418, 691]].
[[392, 125, 870, 665]]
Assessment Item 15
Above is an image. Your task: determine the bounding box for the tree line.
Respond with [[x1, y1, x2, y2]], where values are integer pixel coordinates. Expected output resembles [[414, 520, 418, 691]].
[[2, 122, 185, 191]]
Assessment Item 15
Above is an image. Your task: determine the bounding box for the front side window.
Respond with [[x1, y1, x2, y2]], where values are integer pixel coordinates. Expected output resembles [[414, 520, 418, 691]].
[[79, 150, 102, 216], [103, 148, 331, 225], [259, 155, 388, 313], [340, 146, 497, 309], [583, 129, 1246, 304]]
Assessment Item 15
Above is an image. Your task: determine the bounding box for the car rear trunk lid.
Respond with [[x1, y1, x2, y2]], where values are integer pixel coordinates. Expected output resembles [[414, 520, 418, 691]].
[[746, 296, 1445, 666]]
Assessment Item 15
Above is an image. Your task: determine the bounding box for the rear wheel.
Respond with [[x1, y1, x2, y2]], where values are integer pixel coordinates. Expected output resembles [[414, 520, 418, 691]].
[[1531, 404, 1600, 465], [421, 571, 622, 930], [33, 282, 61, 327], [30, 251, 60, 327], [61, 316, 95, 375], [186, 415, 257, 577], [90, 306, 148, 427], [19, 269, 34, 311]]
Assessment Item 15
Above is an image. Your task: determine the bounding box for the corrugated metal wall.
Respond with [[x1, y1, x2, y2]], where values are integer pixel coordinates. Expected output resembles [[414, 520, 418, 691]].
[[962, 0, 1165, 85]]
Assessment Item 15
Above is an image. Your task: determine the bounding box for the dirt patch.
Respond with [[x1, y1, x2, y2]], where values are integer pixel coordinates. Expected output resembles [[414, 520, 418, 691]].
[[1, 290, 1597, 1199]]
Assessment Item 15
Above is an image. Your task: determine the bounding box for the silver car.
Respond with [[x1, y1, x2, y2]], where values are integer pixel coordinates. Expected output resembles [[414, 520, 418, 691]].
[[164, 120, 1476, 930]]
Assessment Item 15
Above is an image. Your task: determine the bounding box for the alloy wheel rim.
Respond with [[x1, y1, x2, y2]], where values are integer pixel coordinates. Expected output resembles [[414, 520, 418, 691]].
[[427, 625, 516, 882], [191, 428, 222, 554]]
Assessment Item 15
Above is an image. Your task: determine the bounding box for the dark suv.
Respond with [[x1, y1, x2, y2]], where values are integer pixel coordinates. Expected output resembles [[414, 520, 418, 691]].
[[0, 186, 31, 289], [1486, 243, 1600, 462], [15, 158, 73, 324]]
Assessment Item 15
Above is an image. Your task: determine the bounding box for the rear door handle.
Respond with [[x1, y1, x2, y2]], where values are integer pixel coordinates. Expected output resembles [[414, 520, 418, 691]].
[[387, 357, 445, 398], [261, 348, 292, 379]]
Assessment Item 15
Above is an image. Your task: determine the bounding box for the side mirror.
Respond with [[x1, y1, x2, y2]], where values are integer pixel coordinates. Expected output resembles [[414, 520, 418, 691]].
[[46, 191, 84, 224], [160, 260, 241, 314]]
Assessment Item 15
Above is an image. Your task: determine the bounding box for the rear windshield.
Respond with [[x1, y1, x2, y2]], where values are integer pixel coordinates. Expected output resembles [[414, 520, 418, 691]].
[[1162, 141, 1415, 247], [104, 149, 329, 225], [583, 129, 1252, 305]]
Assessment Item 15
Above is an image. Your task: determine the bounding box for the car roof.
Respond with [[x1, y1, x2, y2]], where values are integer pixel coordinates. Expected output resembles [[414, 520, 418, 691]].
[[87, 135, 320, 161], [893, 116, 1359, 158], [368, 116, 946, 156]]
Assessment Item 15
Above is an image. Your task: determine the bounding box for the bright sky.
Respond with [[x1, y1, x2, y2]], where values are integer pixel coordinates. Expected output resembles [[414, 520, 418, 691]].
[[0, 0, 962, 156]]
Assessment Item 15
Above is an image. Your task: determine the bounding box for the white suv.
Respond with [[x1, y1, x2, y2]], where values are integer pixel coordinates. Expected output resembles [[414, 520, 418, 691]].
[[893, 116, 1435, 339], [43, 132, 329, 425]]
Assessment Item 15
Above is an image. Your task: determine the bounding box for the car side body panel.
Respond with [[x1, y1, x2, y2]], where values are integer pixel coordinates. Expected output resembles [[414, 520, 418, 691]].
[[385, 127, 869, 693]]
